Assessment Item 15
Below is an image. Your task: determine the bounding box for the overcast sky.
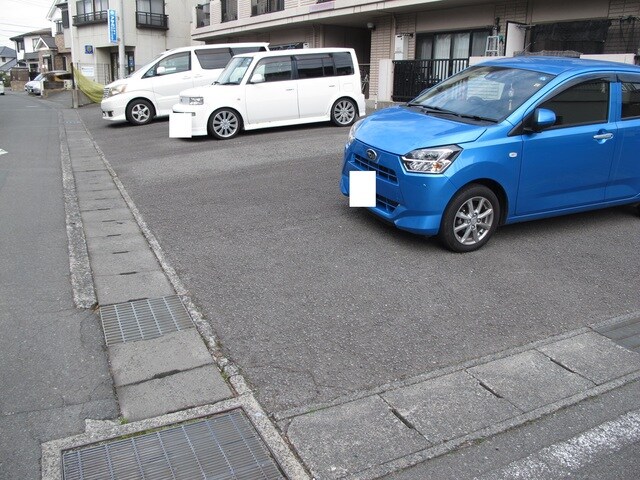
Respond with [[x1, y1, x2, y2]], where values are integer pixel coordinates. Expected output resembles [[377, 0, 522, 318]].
[[0, 0, 55, 49]]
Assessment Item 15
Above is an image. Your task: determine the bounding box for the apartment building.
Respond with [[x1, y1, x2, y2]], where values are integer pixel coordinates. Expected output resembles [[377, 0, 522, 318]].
[[50, 0, 200, 84], [191, 0, 640, 101]]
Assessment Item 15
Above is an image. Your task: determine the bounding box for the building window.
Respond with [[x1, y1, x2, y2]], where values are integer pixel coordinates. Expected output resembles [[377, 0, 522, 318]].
[[196, 3, 210, 27], [55, 21, 63, 34], [221, 0, 237, 23], [74, 0, 108, 25], [136, 0, 168, 29], [16, 39, 24, 52], [251, 0, 284, 16], [32, 38, 39, 50], [61, 9, 70, 28], [417, 30, 490, 60]]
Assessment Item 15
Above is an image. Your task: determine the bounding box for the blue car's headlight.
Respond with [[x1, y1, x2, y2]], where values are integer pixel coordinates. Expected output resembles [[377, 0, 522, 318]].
[[401, 145, 461, 174], [346, 118, 364, 148]]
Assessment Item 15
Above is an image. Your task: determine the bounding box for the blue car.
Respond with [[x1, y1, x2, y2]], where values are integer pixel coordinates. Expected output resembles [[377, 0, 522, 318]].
[[341, 56, 640, 252]]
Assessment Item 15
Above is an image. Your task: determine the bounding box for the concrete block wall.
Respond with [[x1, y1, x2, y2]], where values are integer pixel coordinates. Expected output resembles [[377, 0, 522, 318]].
[[494, 1, 529, 35]]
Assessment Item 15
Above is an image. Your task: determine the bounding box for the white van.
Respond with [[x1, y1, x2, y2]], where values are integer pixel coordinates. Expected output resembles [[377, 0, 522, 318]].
[[101, 43, 269, 125], [170, 48, 366, 139]]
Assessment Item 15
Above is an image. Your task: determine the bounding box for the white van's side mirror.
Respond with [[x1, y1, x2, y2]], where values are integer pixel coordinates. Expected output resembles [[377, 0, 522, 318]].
[[156, 66, 166, 76], [250, 73, 265, 84]]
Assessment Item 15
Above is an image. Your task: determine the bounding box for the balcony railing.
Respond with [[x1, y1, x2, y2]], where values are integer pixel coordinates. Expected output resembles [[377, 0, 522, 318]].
[[251, 0, 284, 16], [136, 11, 168, 30], [72, 10, 108, 26], [392, 58, 469, 102], [221, 0, 237, 22]]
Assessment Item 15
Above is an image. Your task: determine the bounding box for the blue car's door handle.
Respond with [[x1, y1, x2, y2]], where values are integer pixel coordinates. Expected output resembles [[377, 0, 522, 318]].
[[593, 133, 614, 140]]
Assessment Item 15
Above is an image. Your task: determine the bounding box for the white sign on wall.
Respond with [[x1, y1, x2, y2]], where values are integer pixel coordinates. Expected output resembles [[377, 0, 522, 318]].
[[80, 66, 95, 78]]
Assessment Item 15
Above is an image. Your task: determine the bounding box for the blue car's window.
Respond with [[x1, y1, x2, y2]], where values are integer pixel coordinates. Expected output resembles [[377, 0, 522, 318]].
[[411, 65, 555, 122], [539, 80, 609, 127], [621, 82, 640, 120]]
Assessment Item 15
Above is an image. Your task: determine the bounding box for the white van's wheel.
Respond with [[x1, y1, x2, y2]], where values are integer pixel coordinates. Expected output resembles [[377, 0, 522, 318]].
[[126, 99, 154, 125], [331, 98, 357, 127], [208, 108, 241, 140]]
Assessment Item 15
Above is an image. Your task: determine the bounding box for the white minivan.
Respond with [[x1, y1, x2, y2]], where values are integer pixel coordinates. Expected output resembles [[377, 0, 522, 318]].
[[170, 48, 366, 139], [101, 43, 269, 125]]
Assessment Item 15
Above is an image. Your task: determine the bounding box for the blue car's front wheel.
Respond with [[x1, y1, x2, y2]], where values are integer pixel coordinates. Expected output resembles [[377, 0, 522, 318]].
[[439, 184, 500, 253]]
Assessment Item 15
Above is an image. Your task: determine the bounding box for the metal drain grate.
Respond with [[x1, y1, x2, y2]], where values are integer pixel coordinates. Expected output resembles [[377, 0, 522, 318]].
[[595, 316, 640, 353], [100, 295, 194, 345], [62, 410, 286, 480]]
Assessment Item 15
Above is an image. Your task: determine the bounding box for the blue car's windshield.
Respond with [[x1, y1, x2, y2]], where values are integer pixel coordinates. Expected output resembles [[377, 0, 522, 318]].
[[410, 65, 556, 122]]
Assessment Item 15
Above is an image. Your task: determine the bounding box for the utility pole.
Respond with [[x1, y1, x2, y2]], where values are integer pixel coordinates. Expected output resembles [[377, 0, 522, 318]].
[[118, 0, 125, 79]]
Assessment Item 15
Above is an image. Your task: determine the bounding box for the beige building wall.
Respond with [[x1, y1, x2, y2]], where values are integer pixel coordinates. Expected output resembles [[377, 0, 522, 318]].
[[369, 15, 392, 100]]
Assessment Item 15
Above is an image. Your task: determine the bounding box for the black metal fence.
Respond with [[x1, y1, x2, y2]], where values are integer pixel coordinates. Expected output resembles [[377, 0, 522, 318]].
[[136, 11, 169, 29], [392, 58, 469, 102], [73, 10, 108, 26]]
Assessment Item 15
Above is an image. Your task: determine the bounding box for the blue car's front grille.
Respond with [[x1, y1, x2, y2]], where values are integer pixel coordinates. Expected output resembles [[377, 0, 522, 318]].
[[376, 194, 399, 213], [353, 154, 398, 183]]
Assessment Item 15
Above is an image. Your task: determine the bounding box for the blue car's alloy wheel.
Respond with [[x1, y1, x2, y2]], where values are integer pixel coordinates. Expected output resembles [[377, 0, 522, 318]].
[[439, 184, 500, 252]]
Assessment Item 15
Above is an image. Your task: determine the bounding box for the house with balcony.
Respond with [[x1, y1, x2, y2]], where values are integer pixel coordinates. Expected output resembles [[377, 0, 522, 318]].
[[9, 28, 62, 78], [50, 0, 200, 85], [191, 0, 640, 103]]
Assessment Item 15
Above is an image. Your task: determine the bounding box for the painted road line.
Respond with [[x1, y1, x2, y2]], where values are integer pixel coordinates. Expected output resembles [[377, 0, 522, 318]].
[[477, 409, 640, 479]]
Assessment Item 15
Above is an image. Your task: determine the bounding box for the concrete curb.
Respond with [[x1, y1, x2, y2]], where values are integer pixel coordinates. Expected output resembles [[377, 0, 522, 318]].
[[45, 108, 311, 480], [58, 111, 97, 309]]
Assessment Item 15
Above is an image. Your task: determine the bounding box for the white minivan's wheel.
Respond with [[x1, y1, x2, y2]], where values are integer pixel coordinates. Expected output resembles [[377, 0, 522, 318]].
[[331, 98, 357, 127], [439, 184, 500, 253], [125, 99, 154, 125], [208, 108, 241, 140]]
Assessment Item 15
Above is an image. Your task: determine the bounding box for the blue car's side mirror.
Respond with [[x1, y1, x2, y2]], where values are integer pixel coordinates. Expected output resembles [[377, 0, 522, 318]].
[[529, 108, 556, 132]]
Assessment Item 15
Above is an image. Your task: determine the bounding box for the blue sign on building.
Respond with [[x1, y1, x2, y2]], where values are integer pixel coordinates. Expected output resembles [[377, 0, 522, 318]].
[[108, 9, 117, 44]]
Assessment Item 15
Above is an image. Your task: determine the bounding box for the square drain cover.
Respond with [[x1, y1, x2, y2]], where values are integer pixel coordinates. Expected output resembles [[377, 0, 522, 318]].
[[100, 295, 194, 345], [62, 410, 285, 479], [595, 315, 640, 353]]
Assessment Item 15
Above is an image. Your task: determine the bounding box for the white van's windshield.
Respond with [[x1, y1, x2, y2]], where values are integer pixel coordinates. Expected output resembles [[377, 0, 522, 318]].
[[410, 66, 556, 122], [215, 57, 253, 85]]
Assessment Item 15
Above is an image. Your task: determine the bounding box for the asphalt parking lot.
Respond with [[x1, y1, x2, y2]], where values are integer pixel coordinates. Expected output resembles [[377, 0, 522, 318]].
[[77, 104, 640, 415]]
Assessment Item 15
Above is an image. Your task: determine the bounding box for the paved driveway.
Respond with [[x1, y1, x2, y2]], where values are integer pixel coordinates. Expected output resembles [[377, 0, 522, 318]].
[[78, 105, 640, 414]]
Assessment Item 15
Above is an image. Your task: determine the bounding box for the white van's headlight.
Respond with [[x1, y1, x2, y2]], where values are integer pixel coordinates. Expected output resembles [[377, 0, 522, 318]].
[[188, 96, 204, 105], [107, 84, 127, 97], [402, 145, 461, 174]]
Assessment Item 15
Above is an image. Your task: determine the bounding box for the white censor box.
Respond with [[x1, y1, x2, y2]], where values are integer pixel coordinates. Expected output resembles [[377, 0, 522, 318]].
[[169, 113, 193, 138], [349, 170, 376, 207]]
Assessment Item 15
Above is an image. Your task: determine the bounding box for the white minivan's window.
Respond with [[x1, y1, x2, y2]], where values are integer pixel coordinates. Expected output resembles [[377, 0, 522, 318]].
[[196, 46, 269, 70], [295, 54, 333, 78], [144, 52, 190, 77], [195, 48, 232, 69], [216, 56, 253, 85], [254, 57, 293, 82], [411, 66, 555, 122]]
